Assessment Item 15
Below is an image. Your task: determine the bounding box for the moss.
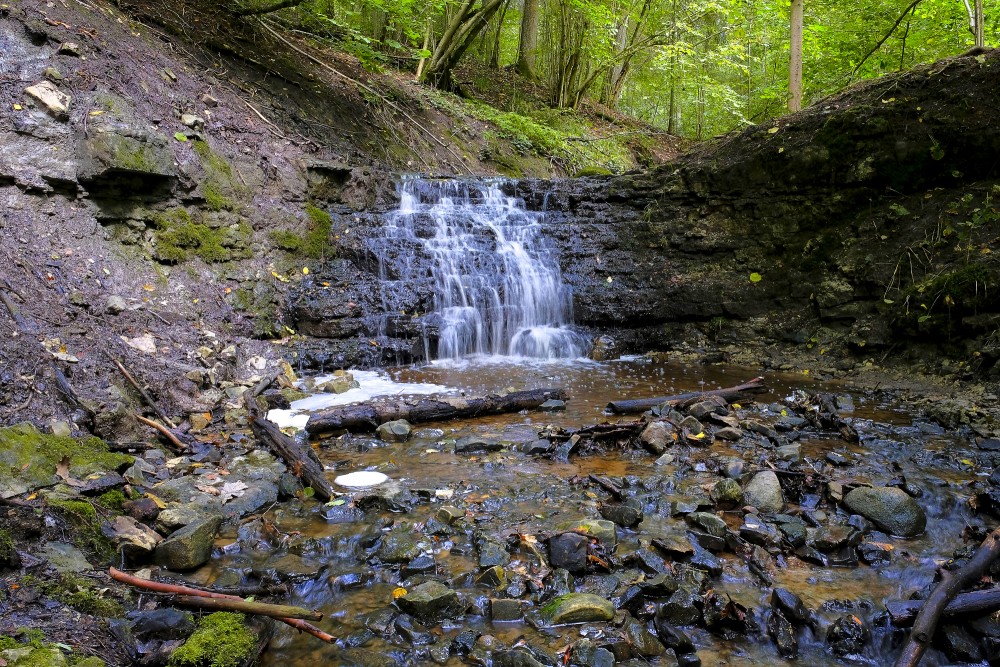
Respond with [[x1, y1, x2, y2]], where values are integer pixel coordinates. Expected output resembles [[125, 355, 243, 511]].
[[0, 636, 16, 651], [167, 613, 257, 667], [574, 166, 613, 177], [151, 210, 242, 264], [32, 573, 124, 618], [192, 140, 242, 213], [96, 489, 126, 512], [202, 182, 234, 212], [0, 528, 15, 565], [48, 499, 97, 524], [269, 230, 303, 251], [230, 285, 280, 339], [302, 204, 333, 259], [73, 658, 106, 667]]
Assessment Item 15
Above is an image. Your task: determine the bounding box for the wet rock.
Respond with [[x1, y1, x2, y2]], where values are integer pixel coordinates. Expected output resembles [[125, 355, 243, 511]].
[[655, 453, 676, 466], [102, 515, 163, 559], [827, 614, 870, 656], [156, 505, 210, 533], [478, 539, 511, 567], [548, 532, 589, 573], [398, 581, 467, 623], [686, 512, 727, 537], [154, 516, 222, 570], [436, 505, 465, 524], [600, 499, 643, 528], [558, 519, 617, 546], [710, 478, 742, 508], [857, 539, 894, 566], [743, 471, 784, 513], [938, 624, 983, 662], [339, 648, 401, 667], [639, 572, 679, 597], [129, 608, 195, 640], [455, 436, 502, 454], [541, 593, 614, 624], [402, 555, 436, 578], [652, 616, 696, 654], [525, 439, 552, 455], [106, 295, 127, 315], [623, 614, 665, 657], [679, 416, 703, 434], [659, 589, 703, 626], [740, 515, 781, 550], [689, 541, 723, 576], [539, 399, 566, 412], [826, 452, 851, 466], [569, 639, 614, 667], [652, 535, 695, 560], [476, 565, 508, 589], [771, 589, 810, 625], [640, 421, 676, 455], [775, 444, 801, 462], [687, 400, 724, 420], [376, 419, 412, 442], [491, 598, 528, 621], [842, 486, 926, 537], [493, 648, 547, 667], [376, 531, 422, 563], [589, 336, 618, 361], [812, 525, 861, 552], [767, 610, 798, 658], [395, 614, 435, 645], [25, 80, 71, 119], [714, 427, 743, 442], [676, 654, 701, 667]]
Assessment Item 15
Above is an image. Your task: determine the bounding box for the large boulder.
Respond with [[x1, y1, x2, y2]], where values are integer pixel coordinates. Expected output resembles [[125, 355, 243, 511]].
[[743, 471, 784, 513], [541, 593, 614, 625], [842, 486, 926, 537], [154, 516, 222, 570]]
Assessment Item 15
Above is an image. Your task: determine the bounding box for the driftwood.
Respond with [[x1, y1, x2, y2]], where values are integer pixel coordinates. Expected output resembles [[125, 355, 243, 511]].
[[894, 526, 1000, 667], [605, 377, 766, 414], [109, 567, 336, 643], [250, 414, 335, 501], [136, 415, 189, 452], [306, 388, 568, 435], [173, 595, 322, 620], [888, 587, 1000, 627]]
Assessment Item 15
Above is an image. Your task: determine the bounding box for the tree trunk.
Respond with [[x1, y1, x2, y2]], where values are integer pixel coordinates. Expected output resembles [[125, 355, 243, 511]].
[[306, 388, 567, 435], [515, 0, 540, 79], [975, 0, 985, 47], [606, 377, 766, 414], [250, 414, 335, 501], [888, 588, 1000, 627], [421, 0, 508, 91], [788, 0, 803, 112]]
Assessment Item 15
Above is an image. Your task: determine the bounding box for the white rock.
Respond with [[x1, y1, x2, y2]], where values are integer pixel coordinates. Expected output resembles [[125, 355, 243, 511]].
[[334, 471, 389, 488], [24, 80, 71, 119], [125, 333, 157, 354]]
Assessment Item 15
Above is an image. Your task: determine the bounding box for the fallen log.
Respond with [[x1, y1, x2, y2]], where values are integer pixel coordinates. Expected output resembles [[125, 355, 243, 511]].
[[109, 567, 336, 643], [173, 595, 322, 620], [887, 587, 1000, 627], [250, 414, 335, 501], [305, 388, 568, 435], [894, 526, 1000, 667], [605, 377, 766, 414]]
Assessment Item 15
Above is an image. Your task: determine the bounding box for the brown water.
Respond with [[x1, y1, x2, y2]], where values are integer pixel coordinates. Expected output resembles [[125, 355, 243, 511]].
[[209, 358, 979, 667]]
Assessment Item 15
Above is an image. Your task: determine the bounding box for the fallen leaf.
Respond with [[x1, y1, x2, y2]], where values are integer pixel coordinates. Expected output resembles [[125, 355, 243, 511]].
[[145, 493, 167, 509], [219, 481, 249, 503], [56, 455, 85, 487], [195, 484, 221, 496], [393, 587, 408, 599]]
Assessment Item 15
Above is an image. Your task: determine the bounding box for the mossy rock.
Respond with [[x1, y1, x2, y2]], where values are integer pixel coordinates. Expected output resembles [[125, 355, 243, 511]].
[[0, 528, 18, 569], [574, 166, 613, 177], [0, 423, 132, 498], [151, 210, 250, 264], [78, 128, 175, 181], [167, 612, 259, 667]]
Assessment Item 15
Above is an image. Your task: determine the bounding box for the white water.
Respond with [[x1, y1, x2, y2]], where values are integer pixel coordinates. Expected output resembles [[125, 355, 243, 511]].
[[375, 178, 586, 360]]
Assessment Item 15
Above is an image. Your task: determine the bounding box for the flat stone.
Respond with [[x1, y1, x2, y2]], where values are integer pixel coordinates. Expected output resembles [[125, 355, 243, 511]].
[[102, 515, 163, 559], [41, 542, 92, 573], [154, 515, 221, 570], [455, 436, 502, 454], [77, 126, 175, 182], [685, 511, 727, 537], [539, 399, 566, 412], [600, 499, 643, 528], [714, 426, 743, 441], [376, 419, 412, 443], [812, 524, 861, 552], [679, 416, 703, 433], [842, 486, 926, 537], [771, 588, 810, 625], [775, 444, 802, 462], [106, 295, 127, 314], [376, 531, 421, 563], [640, 421, 675, 455], [623, 614, 665, 657], [557, 518, 616, 546], [491, 598, 527, 621], [25, 80, 71, 119], [398, 581, 466, 623], [541, 593, 614, 625], [548, 532, 588, 573]]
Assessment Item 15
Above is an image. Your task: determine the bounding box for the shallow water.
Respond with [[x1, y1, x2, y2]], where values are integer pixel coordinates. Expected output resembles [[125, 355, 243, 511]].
[[228, 358, 980, 666]]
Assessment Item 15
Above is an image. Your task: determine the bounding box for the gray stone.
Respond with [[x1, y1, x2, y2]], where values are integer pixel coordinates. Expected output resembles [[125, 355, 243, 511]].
[[48, 420, 72, 438], [436, 505, 464, 524], [686, 511, 727, 537], [376, 419, 412, 443], [771, 588, 810, 625], [623, 614, 664, 657], [600, 499, 643, 528], [41, 542, 92, 573], [25, 80, 71, 119], [44, 66, 63, 81], [398, 581, 466, 623], [57, 41, 81, 56], [557, 518, 616, 546], [541, 593, 614, 624], [775, 443, 802, 462], [376, 531, 421, 563], [491, 598, 527, 621], [679, 416, 703, 433], [827, 614, 870, 656], [455, 436, 502, 454], [180, 113, 205, 130], [743, 471, 784, 513], [154, 515, 221, 570], [767, 610, 798, 658], [811, 524, 861, 552], [102, 515, 163, 559], [106, 295, 127, 314], [710, 478, 742, 507], [2, 647, 67, 667], [77, 126, 175, 182], [640, 421, 675, 455], [539, 399, 566, 412], [714, 426, 743, 441], [842, 486, 926, 537], [548, 532, 588, 573]]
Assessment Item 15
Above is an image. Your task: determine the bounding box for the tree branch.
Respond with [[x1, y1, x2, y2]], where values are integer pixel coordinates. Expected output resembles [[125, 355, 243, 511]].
[[852, 0, 925, 76], [232, 0, 304, 17]]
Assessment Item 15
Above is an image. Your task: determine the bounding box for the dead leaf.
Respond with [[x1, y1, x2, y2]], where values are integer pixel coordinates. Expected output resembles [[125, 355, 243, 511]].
[[56, 455, 85, 487], [195, 484, 221, 496], [219, 481, 249, 503]]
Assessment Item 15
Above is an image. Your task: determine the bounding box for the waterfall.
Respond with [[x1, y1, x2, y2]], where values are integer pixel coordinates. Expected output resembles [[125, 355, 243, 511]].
[[372, 177, 585, 360]]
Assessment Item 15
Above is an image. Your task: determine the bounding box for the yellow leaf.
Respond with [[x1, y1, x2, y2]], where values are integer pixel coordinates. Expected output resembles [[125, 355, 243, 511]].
[[393, 587, 408, 599], [89, 109, 104, 116], [302, 267, 309, 275], [13, 104, 22, 110], [749, 272, 763, 283], [732, 403, 741, 409], [802, 369, 810, 375], [144, 493, 167, 509], [26, 493, 37, 501], [143, 284, 155, 291], [689, 432, 706, 440], [767, 127, 779, 134]]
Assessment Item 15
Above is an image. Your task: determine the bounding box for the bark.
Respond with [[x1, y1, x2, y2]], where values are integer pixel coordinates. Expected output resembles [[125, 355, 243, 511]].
[[422, 0, 507, 91], [975, 0, 985, 47], [306, 388, 567, 435], [894, 526, 1000, 667], [173, 595, 322, 620], [888, 587, 1000, 627], [231, 0, 303, 16], [250, 414, 335, 501], [788, 0, 803, 112], [515, 0, 540, 79], [605, 377, 766, 415]]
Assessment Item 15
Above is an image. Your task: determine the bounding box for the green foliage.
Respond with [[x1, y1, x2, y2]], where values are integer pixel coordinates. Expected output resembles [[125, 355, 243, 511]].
[[168, 613, 257, 667], [303, 204, 333, 258]]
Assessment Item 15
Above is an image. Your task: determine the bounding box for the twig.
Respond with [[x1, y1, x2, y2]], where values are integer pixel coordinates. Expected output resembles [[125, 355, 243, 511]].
[[108, 353, 176, 428], [173, 595, 322, 620], [852, 0, 925, 77], [135, 415, 188, 452], [243, 100, 288, 139]]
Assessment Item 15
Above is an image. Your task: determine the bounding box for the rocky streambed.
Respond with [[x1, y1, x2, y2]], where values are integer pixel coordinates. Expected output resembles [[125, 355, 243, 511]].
[[1, 357, 998, 667]]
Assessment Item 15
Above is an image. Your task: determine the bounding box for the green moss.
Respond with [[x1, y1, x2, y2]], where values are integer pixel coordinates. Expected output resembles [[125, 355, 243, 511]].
[[48, 499, 97, 524], [168, 613, 257, 667], [574, 166, 613, 177], [269, 230, 303, 251], [96, 490, 126, 512], [230, 285, 280, 338], [73, 658, 107, 667], [33, 573, 124, 618], [202, 182, 234, 212], [192, 140, 242, 213], [0, 528, 14, 565], [302, 204, 333, 259], [151, 210, 245, 264], [0, 636, 15, 651]]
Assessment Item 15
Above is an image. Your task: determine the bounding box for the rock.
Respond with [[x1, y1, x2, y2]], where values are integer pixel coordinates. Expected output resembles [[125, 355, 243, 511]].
[[376, 532, 421, 563], [826, 452, 851, 466], [842, 486, 926, 537], [686, 511, 727, 537], [623, 614, 665, 657], [154, 515, 222, 570], [710, 478, 742, 508], [436, 505, 464, 524], [740, 516, 781, 549], [394, 614, 435, 645], [2, 647, 68, 666], [44, 66, 63, 81], [714, 426, 743, 441], [687, 400, 723, 420], [198, 93, 219, 107], [77, 125, 176, 183], [539, 399, 566, 412], [775, 517, 807, 547], [41, 542, 92, 573], [743, 471, 784, 513], [25, 80, 71, 119], [491, 598, 527, 621], [568, 640, 614, 667], [455, 436, 502, 454], [493, 648, 547, 667], [129, 608, 195, 640], [397, 581, 466, 623], [557, 518, 617, 546], [655, 453, 675, 466], [659, 588, 702, 626], [524, 439, 552, 455], [106, 295, 127, 314], [376, 420, 412, 443], [57, 41, 81, 56], [767, 610, 798, 658], [600, 499, 643, 528], [640, 421, 675, 454], [771, 588, 809, 625], [548, 532, 589, 573], [811, 524, 861, 552], [589, 336, 618, 361], [827, 614, 870, 656], [679, 416, 703, 433], [402, 556, 436, 578], [102, 515, 163, 559], [775, 443, 801, 462], [541, 593, 614, 624], [858, 539, 894, 566], [189, 412, 211, 431], [478, 540, 510, 568], [939, 624, 983, 662], [180, 113, 205, 130], [49, 420, 72, 438]]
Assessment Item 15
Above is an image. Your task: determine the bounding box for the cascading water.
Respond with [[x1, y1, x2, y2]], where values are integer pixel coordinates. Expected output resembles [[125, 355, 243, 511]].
[[371, 177, 586, 360]]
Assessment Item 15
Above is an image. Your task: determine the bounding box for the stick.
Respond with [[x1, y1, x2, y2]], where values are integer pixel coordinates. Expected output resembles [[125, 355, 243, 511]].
[[250, 414, 334, 501], [0, 288, 31, 332], [894, 526, 1000, 667], [888, 587, 1000, 627], [173, 595, 322, 620], [109, 568, 336, 643], [606, 377, 766, 414], [109, 354, 176, 428], [135, 415, 188, 452]]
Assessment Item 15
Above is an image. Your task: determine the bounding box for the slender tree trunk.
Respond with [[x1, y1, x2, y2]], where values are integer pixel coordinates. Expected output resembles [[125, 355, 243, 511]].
[[975, 0, 985, 47], [488, 2, 508, 69], [788, 0, 803, 112], [416, 20, 431, 79], [516, 0, 540, 79]]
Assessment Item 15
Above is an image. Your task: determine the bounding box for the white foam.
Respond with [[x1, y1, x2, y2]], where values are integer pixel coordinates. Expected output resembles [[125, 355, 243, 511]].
[[334, 471, 389, 488]]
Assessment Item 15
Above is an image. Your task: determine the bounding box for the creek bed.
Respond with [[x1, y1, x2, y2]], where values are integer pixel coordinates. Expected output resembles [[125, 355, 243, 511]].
[[208, 358, 982, 666]]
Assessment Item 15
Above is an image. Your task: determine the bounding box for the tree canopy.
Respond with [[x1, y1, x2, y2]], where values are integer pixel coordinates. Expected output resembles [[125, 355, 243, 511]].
[[237, 0, 996, 139]]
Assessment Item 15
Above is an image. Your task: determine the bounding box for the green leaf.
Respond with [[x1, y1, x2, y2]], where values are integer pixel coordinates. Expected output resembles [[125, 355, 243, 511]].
[[749, 272, 762, 283], [174, 132, 188, 142], [326, 498, 346, 506], [301, 486, 315, 498], [918, 315, 931, 323]]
